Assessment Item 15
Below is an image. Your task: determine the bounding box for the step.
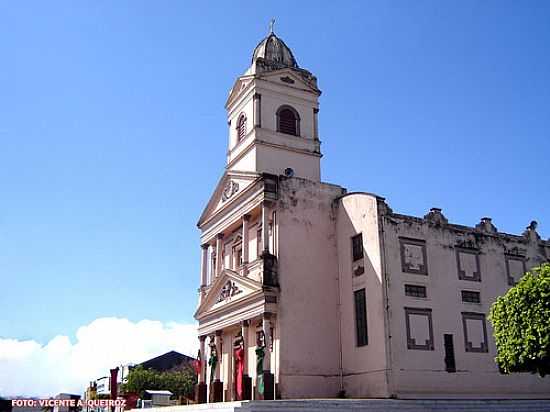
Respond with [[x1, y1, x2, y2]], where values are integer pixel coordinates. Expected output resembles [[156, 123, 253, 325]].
[[131, 399, 550, 412]]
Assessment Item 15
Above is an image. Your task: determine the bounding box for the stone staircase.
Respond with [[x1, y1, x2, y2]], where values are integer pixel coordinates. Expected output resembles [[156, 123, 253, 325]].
[[131, 399, 550, 412], [254, 399, 550, 411], [132, 399, 550, 412]]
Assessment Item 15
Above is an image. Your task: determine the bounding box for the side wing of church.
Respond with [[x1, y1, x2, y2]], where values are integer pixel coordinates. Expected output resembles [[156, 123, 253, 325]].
[[193, 28, 550, 402]]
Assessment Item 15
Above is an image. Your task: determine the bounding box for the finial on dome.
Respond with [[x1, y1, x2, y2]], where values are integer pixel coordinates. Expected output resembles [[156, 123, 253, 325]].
[[269, 18, 275, 34]]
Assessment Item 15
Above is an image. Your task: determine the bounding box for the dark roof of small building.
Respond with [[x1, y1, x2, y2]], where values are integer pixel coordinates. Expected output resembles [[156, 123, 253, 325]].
[[139, 350, 194, 372]]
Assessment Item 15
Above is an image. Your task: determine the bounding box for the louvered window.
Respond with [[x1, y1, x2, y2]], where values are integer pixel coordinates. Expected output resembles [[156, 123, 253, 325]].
[[237, 114, 247, 141], [277, 106, 300, 136]]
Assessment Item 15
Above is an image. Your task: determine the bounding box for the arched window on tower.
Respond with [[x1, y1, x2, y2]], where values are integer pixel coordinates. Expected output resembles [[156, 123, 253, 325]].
[[276, 105, 300, 136], [237, 114, 247, 142]]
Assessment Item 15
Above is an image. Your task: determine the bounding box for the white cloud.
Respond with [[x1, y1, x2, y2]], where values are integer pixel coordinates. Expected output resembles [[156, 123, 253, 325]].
[[0, 318, 198, 398]]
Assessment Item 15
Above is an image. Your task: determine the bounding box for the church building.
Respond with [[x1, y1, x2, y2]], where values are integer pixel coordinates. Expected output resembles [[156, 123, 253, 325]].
[[193, 28, 550, 401]]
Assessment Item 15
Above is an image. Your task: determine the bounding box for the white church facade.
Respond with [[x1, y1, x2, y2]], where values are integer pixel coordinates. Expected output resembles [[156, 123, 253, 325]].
[[193, 29, 550, 402]]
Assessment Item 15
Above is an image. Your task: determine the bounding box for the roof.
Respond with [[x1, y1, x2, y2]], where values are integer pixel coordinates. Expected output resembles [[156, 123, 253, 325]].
[[139, 350, 194, 372], [252, 32, 298, 69]]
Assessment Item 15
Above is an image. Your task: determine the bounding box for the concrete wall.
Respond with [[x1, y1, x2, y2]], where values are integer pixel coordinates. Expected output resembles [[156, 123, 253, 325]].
[[380, 207, 550, 398], [275, 177, 345, 398], [336, 193, 390, 398]]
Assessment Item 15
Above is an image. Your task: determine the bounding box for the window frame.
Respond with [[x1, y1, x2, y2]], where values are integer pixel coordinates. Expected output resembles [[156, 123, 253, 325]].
[[456, 247, 481, 282], [405, 284, 427, 299], [461, 312, 489, 353], [399, 237, 428, 275], [505, 254, 526, 286], [404, 307, 434, 351], [236, 113, 247, 142], [353, 288, 369, 347], [276, 105, 300, 136], [461, 290, 481, 304], [351, 233, 364, 262]]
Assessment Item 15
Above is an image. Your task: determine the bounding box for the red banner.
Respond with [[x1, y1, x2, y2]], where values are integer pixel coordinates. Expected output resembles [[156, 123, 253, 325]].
[[234, 346, 244, 400], [110, 368, 119, 400]]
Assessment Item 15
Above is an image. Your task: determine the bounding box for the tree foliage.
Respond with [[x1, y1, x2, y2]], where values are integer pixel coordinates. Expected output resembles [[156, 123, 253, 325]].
[[489, 263, 550, 377], [122, 365, 196, 399]]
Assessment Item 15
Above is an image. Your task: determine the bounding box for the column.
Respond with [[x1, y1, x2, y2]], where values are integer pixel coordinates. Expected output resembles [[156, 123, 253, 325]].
[[195, 336, 207, 403], [261, 203, 270, 254], [242, 214, 250, 275], [216, 233, 224, 277], [241, 320, 252, 400], [212, 330, 223, 402], [261, 313, 275, 400], [200, 244, 209, 287], [253, 93, 262, 128], [262, 314, 271, 372], [313, 108, 319, 141]]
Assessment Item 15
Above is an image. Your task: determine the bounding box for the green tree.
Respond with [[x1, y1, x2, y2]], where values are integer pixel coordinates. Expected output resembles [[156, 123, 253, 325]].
[[122, 365, 196, 399], [489, 263, 550, 376]]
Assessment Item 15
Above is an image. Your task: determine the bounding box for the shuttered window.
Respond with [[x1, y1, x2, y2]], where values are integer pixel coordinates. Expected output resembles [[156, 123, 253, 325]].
[[237, 114, 247, 141], [354, 289, 368, 347], [405, 284, 427, 298], [277, 106, 300, 136], [461, 290, 481, 303]]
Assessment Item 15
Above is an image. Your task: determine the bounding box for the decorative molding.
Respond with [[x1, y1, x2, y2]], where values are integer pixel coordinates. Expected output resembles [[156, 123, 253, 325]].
[[280, 76, 295, 84], [353, 265, 365, 276], [404, 307, 434, 350], [222, 180, 239, 202], [216, 280, 243, 303], [504, 245, 527, 257], [522, 220, 541, 243], [455, 234, 479, 250], [456, 247, 481, 282], [475, 217, 498, 234], [400, 238, 428, 275], [462, 312, 488, 353], [424, 207, 448, 226], [505, 254, 526, 286]]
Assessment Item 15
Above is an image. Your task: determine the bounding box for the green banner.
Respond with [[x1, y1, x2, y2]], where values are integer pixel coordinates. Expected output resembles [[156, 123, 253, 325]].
[[255, 346, 265, 395], [208, 354, 218, 383]]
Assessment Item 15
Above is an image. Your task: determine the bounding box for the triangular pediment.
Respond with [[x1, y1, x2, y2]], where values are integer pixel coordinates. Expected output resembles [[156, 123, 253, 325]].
[[194, 269, 263, 318], [197, 170, 261, 227], [258, 68, 320, 95], [225, 76, 254, 109]]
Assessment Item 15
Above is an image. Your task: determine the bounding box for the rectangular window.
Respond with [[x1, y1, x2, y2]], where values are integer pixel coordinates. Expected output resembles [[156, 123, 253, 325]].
[[461, 290, 481, 303], [351, 234, 364, 262], [462, 312, 489, 353], [399, 237, 428, 275], [505, 255, 526, 286], [404, 307, 434, 350], [456, 248, 481, 281], [444, 334, 456, 373], [354, 289, 368, 347], [405, 284, 427, 298]]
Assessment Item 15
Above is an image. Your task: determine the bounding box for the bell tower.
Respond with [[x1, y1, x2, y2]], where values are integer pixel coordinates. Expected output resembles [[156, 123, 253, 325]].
[[224, 26, 322, 182]]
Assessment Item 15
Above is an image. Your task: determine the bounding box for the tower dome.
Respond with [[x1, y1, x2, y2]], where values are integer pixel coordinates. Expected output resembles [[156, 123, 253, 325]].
[[251, 32, 298, 70]]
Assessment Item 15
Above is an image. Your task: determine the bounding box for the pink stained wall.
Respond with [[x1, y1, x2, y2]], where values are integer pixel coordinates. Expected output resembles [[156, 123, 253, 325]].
[[380, 211, 550, 398], [275, 177, 345, 398], [336, 193, 390, 398]]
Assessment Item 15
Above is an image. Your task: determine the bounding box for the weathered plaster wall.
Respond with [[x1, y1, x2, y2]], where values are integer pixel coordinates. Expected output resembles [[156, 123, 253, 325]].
[[276, 177, 345, 398], [336, 193, 390, 398], [257, 82, 316, 141], [380, 207, 550, 398], [255, 144, 320, 182]]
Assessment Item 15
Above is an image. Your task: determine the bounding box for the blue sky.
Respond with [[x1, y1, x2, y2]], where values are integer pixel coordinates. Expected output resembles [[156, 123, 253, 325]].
[[1, 0, 549, 348]]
